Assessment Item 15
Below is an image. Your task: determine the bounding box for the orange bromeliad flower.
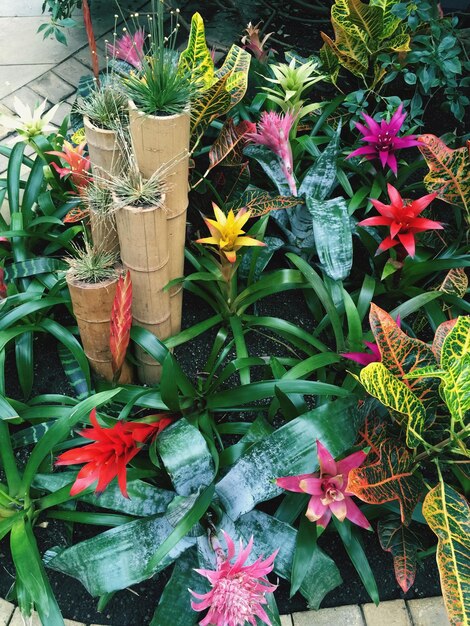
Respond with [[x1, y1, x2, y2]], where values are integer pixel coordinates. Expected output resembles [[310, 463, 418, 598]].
[[48, 140, 92, 191], [196, 203, 265, 263]]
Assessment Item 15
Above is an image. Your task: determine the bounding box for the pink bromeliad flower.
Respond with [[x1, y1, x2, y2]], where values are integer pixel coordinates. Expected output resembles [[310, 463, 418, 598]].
[[248, 111, 297, 196], [343, 314, 401, 366], [347, 104, 420, 175], [107, 29, 145, 69], [190, 531, 278, 626], [276, 440, 370, 530]]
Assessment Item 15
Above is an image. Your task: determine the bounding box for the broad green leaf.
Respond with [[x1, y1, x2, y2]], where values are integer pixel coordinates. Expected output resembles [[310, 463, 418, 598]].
[[244, 144, 292, 196], [216, 398, 359, 519], [348, 441, 424, 525], [33, 472, 175, 516], [299, 125, 341, 200], [378, 515, 423, 593], [358, 361, 427, 448], [423, 481, 470, 626], [418, 135, 470, 223], [306, 196, 353, 281], [4, 258, 67, 281], [236, 510, 342, 609], [46, 513, 195, 596], [178, 12, 214, 90], [157, 418, 215, 496]]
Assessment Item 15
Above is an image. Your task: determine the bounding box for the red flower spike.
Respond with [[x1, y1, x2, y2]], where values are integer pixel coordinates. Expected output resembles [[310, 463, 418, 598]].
[[358, 183, 443, 258], [56, 409, 172, 497], [0, 268, 7, 299], [110, 271, 132, 380]]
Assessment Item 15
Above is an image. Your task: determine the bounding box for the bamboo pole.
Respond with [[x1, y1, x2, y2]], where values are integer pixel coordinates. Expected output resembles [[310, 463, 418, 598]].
[[115, 199, 171, 385], [89, 207, 120, 257], [128, 101, 190, 334], [66, 272, 133, 383], [84, 115, 123, 180]]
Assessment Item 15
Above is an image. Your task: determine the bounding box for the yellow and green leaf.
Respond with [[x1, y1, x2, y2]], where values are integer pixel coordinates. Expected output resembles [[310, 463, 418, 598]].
[[215, 44, 251, 106], [178, 12, 215, 91], [371, 0, 403, 38], [347, 441, 424, 525], [418, 134, 470, 224], [190, 74, 232, 147], [358, 362, 427, 448], [423, 481, 470, 625]]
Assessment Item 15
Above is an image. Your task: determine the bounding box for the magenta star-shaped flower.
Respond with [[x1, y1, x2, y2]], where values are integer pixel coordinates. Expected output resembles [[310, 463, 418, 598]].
[[347, 104, 420, 175]]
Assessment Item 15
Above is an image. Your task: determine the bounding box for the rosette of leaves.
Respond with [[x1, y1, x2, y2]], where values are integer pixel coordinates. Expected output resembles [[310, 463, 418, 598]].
[[347, 305, 470, 622], [320, 0, 411, 86]]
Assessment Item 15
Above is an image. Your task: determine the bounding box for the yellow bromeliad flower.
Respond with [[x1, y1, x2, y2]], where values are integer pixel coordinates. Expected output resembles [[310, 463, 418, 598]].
[[196, 203, 266, 263]]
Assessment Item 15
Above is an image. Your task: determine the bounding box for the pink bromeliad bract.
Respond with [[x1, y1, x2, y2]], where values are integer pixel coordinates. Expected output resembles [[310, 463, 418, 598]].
[[107, 29, 146, 69], [348, 104, 420, 175], [276, 440, 370, 530], [190, 532, 278, 626]]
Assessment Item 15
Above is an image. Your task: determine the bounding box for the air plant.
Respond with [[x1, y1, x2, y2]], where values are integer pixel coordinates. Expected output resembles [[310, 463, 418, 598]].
[[82, 181, 113, 215], [107, 158, 167, 209], [65, 241, 118, 284], [75, 83, 129, 131]]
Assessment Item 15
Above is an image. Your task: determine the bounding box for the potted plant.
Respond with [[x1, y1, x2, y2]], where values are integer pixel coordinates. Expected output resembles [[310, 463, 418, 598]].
[[82, 181, 120, 257], [109, 161, 170, 385], [76, 82, 128, 179], [65, 242, 133, 383]]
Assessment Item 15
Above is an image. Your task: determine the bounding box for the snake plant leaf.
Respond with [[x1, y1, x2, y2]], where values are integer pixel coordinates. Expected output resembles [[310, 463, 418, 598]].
[[306, 196, 353, 281], [33, 471, 175, 516], [423, 481, 470, 625], [378, 515, 423, 592], [46, 513, 195, 596], [236, 510, 342, 609], [57, 343, 90, 400], [369, 303, 440, 414], [406, 316, 470, 427], [299, 123, 341, 200], [4, 258, 67, 281], [418, 134, 470, 224], [150, 548, 202, 626], [216, 397, 359, 520], [178, 12, 214, 91], [157, 418, 215, 496], [357, 361, 427, 448], [347, 441, 424, 525], [243, 144, 292, 196]]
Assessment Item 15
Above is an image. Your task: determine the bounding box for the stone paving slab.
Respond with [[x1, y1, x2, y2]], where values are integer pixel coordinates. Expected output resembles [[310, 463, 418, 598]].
[[9, 608, 85, 625], [29, 71, 76, 103], [0, 599, 14, 626], [292, 604, 365, 626], [407, 597, 450, 626], [0, 1, 44, 17], [0, 64, 54, 100], [363, 600, 411, 626], [281, 615, 294, 626]]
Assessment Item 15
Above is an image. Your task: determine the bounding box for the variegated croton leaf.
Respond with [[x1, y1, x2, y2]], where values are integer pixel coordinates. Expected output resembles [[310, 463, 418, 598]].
[[347, 441, 424, 525], [378, 515, 423, 593], [423, 481, 470, 626], [207, 118, 256, 173]]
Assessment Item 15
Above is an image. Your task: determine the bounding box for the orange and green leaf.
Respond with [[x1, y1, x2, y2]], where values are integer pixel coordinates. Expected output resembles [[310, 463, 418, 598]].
[[357, 414, 389, 462], [378, 515, 423, 592], [347, 441, 424, 525], [423, 481, 470, 625], [110, 270, 132, 381], [432, 319, 458, 362], [227, 190, 299, 217], [418, 134, 470, 224], [207, 119, 256, 172]]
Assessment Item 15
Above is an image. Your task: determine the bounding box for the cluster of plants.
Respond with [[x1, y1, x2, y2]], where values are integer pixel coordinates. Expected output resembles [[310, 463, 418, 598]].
[[1, 1, 469, 626]]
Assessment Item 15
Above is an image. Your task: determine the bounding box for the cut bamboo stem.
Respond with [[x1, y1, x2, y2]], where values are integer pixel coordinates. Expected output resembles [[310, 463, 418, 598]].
[[66, 272, 133, 383], [115, 199, 171, 385], [89, 208, 120, 257], [84, 115, 123, 180]]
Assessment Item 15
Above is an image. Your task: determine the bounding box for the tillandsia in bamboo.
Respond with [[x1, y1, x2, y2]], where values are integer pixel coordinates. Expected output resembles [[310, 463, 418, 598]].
[[82, 181, 120, 257], [65, 242, 133, 383], [109, 159, 170, 385]]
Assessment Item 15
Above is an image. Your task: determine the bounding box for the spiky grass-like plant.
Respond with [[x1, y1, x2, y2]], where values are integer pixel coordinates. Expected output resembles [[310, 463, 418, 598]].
[[122, 0, 194, 115], [107, 161, 167, 209], [76, 83, 128, 130], [66, 242, 119, 283], [82, 182, 113, 215]]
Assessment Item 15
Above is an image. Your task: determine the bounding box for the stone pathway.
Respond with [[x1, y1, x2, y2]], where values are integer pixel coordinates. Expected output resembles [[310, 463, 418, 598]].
[[0, 3, 450, 626], [0, 596, 450, 626]]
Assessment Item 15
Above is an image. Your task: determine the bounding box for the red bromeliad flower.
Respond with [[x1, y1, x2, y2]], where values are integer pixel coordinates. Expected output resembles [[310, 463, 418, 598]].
[[276, 440, 370, 530], [358, 183, 443, 257], [0, 268, 7, 299], [247, 111, 297, 196], [347, 104, 420, 175], [48, 141, 92, 191], [190, 531, 278, 626], [56, 409, 172, 497], [107, 29, 146, 69]]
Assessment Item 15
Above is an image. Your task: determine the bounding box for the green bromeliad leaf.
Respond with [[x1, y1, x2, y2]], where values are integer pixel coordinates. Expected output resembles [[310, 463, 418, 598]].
[[236, 510, 342, 609], [423, 481, 470, 625], [406, 317, 470, 428], [178, 12, 215, 91], [358, 361, 427, 448], [347, 441, 424, 525], [369, 304, 440, 414], [378, 515, 423, 593]]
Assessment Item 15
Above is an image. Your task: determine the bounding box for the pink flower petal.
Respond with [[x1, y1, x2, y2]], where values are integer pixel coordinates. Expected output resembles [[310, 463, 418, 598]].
[[316, 440, 336, 476], [276, 473, 313, 493], [337, 450, 368, 476], [306, 494, 328, 522], [345, 497, 372, 530]]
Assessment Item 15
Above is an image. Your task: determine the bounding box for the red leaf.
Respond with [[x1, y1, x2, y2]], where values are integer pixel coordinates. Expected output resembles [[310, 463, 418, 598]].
[[63, 207, 90, 223], [110, 270, 132, 380], [369, 303, 439, 411], [207, 118, 256, 173], [378, 516, 423, 592], [357, 414, 388, 462], [347, 441, 424, 525]]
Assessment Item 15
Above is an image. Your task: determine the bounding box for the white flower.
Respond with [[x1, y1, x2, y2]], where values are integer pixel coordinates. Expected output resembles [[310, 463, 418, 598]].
[[0, 97, 60, 139]]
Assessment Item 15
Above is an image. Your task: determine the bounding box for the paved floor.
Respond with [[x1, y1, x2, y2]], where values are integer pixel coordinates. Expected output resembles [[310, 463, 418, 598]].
[[0, 3, 450, 626]]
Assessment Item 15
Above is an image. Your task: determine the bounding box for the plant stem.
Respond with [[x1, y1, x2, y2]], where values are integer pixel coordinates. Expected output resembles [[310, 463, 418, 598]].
[[0, 421, 21, 497]]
